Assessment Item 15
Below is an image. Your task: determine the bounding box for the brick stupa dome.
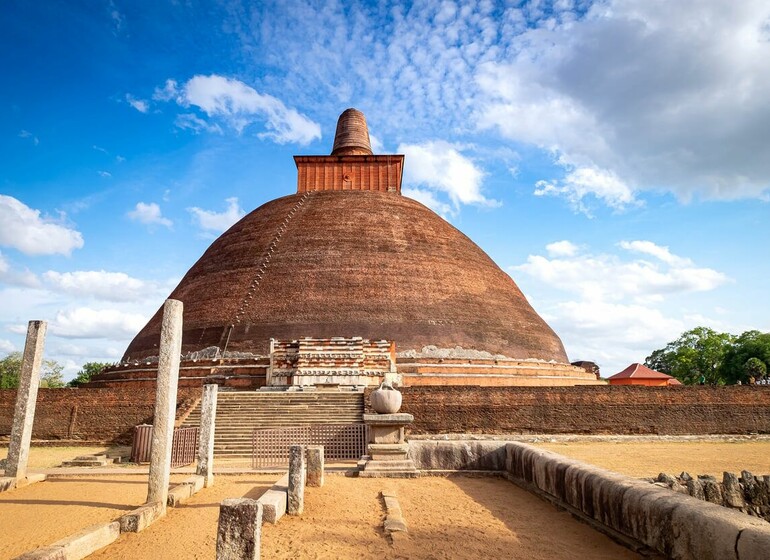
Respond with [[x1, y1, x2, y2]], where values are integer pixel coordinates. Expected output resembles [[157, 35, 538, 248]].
[[102, 109, 596, 389], [124, 189, 568, 362]]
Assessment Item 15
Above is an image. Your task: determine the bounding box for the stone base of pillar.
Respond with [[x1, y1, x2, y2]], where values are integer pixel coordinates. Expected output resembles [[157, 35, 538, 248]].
[[359, 413, 419, 478]]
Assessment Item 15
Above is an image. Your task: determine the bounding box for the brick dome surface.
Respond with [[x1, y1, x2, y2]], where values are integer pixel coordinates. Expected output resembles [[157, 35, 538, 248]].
[[123, 190, 569, 363]]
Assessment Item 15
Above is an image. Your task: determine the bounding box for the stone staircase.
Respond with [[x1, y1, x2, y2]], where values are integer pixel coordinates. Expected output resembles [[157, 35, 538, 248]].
[[181, 390, 365, 457]]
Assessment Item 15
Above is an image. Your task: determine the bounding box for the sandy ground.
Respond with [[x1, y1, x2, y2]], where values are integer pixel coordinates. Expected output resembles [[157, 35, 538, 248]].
[[3, 440, 768, 559], [87, 475, 275, 560], [535, 441, 770, 478], [262, 475, 639, 560], [0, 473, 188, 558], [0, 473, 637, 560]]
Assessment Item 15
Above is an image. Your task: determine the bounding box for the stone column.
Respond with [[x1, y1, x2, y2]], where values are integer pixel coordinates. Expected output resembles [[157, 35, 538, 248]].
[[306, 445, 324, 487], [216, 498, 262, 560], [196, 383, 218, 487], [6, 320, 47, 480], [287, 444, 306, 515], [146, 299, 183, 507]]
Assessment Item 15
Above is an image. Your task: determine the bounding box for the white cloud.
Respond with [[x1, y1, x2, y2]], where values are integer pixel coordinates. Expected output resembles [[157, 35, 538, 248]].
[[534, 165, 639, 215], [42, 270, 152, 302], [369, 134, 385, 154], [512, 239, 731, 372], [187, 197, 246, 233], [97, 170, 112, 178], [0, 251, 39, 287], [159, 74, 321, 145], [402, 187, 453, 218], [0, 339, 15, 353], [618, 240, 692, 267], [50, 307, 148, 340], [545, 240, 579, 258], [153, 79, 178, 102], [514, 242, 727, 303], [18, 129, 39, 145], [398, 141, 497, 211], [175, 113, 223, 134], [476, 0, 770, 205], [126, 94, 149, 113], [127, 202, 173, 229], [223, 1, 770, 207], [0, 195, 84, 256]]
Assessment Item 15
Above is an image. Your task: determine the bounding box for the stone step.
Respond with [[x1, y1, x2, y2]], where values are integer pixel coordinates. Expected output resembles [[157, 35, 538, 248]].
[[181, 391, 364, 458], [61, 454, 111, 467]]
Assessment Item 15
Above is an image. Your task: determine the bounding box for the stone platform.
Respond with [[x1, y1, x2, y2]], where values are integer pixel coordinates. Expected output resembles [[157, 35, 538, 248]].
[[359, 413, 419, 478]]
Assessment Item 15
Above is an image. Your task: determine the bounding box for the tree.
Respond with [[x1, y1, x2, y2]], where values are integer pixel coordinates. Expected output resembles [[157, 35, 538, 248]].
[[0, 352, 66, 388], [644, 327, 734, 385], [68, 362, 109, 387], [0, 352, 22, 389], [40, 360, 66, 388], [744, 357, 767, 383], [719, 330, 770, 384]]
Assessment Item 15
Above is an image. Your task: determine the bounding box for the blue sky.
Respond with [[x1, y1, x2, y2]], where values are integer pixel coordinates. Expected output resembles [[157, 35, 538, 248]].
[[1, 0, 769, 380]]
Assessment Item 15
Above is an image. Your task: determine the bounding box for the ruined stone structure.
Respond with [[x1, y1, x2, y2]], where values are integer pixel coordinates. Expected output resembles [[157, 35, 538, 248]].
[[90, 108, 597, 388], [268, 337, 396, 387]]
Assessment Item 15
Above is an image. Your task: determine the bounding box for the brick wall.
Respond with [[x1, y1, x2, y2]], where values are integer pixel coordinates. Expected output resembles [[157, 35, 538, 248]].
[[364, 386, 770, 435], [0, 387, 200, 444], [3, 385, 769, 446]]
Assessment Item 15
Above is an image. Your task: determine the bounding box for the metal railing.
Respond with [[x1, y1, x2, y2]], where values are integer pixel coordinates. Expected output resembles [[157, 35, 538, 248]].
[[252, 424, 368, 468], [130, 424, 199, 468]]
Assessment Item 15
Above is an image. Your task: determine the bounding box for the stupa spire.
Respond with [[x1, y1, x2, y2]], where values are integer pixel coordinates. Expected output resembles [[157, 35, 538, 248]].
[[331, 108, 373, 156]]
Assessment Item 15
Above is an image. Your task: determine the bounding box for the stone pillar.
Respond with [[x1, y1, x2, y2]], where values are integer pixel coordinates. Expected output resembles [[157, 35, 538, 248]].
[[6, 320, 47, 480], [196, 383, 218, 487], [306, 445, 324, 487], [287, 444, 306, 515], [216, 498, 262, 560], [146, 299, 183, 507]]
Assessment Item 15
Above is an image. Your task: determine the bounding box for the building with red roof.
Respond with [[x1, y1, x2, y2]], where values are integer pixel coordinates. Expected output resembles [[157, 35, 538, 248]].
[[608, 363, 681, 386]]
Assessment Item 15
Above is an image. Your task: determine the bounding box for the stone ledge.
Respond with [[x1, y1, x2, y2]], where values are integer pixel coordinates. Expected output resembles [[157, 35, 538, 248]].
[[363, 413, 414, 424], [15, 521, 120, 560], [0, 473, 46, 493], [505, 442, 770, 560], [258, 473, 288, 524], [381, 489, 408, 535], [167, 474, 205, 507], [119, 501, 165, 533]]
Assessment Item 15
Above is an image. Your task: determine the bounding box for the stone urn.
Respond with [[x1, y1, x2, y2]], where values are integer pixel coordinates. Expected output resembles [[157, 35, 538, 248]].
[[370, 381, 402, 414]]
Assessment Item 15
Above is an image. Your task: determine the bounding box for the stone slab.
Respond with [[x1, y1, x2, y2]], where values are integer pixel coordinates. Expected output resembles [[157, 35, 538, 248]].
[[381, 489, 408, 534], [359, 459, 420, 478], [363, 413, 414, 425], [216, 498, 262, 560], [16, 521, 120, 560], [168, 475, 205, 507], [119, 501, 165, 533], [368, 444, 409, 461], [258, 474, 288, 524], [306, 445, 324, 488], [287, 445, 305, 516], [1, 473, 46, 493], [737, 525, 770, 559]]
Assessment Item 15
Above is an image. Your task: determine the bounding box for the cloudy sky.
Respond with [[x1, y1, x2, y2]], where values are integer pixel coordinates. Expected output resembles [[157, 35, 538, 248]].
[[1, 0, 768, 380]]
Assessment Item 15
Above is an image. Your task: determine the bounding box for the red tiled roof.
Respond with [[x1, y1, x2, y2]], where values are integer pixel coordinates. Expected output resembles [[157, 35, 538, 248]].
[[609, 363, 674, 380]]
